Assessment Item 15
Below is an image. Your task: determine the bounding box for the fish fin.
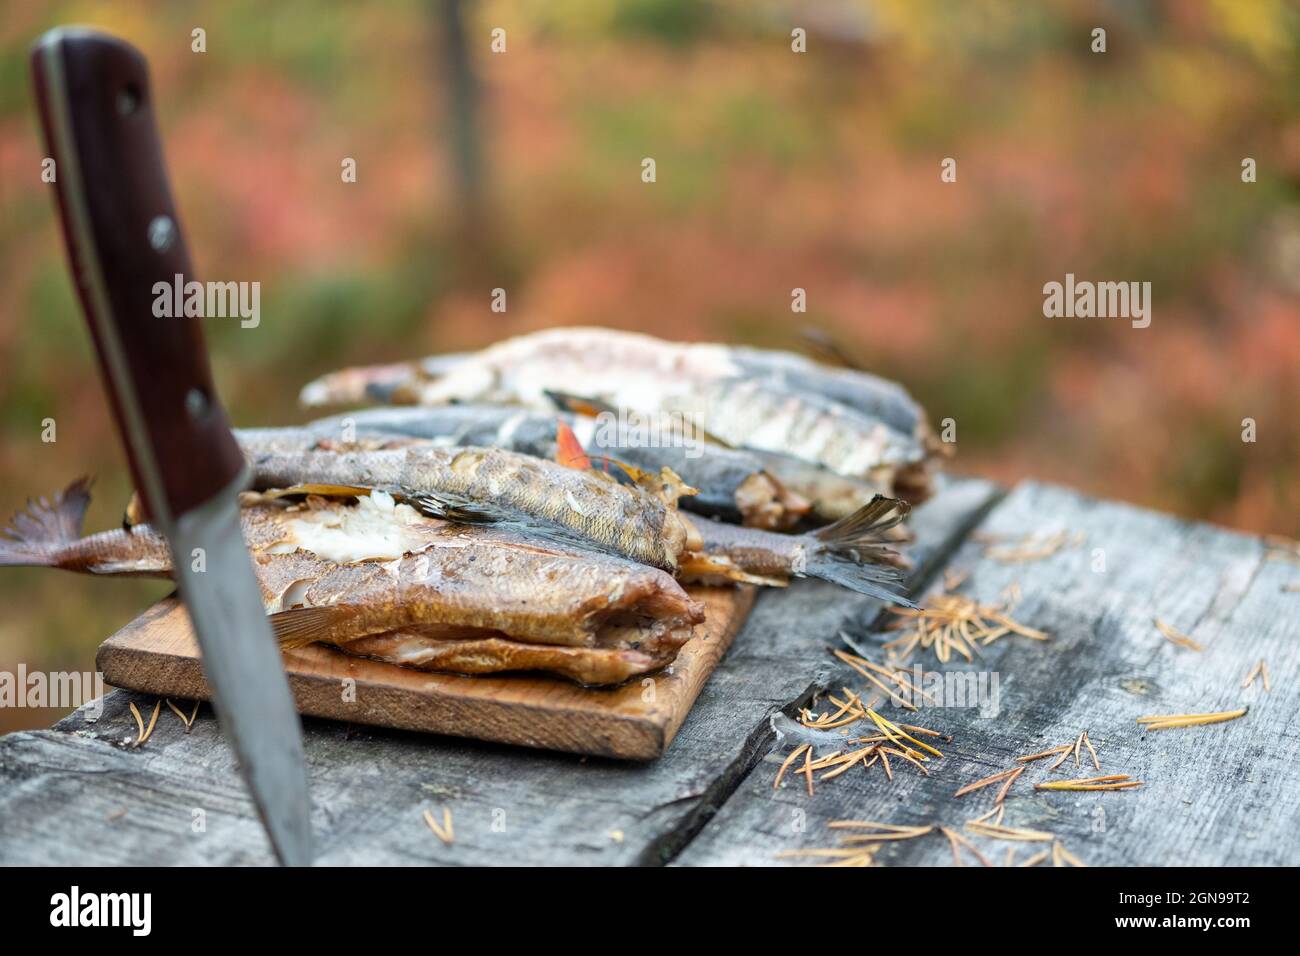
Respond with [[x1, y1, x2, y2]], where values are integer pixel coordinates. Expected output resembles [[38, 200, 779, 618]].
[[805, 557, 915, 608], [813, 495, 910, 550], [269, 605, 355, 650], [806, 496, 917, 608], [0, 477, 93, 567], [554, 420, 592, 470], [409, 490, 505, 524], [262, 483, 375, 500], [677, 553, 787, 587], [544, 390, 617, 418]]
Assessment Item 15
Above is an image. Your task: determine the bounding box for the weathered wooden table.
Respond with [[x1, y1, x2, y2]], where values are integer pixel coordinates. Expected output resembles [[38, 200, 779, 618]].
[[2, 477, 1296, 865]]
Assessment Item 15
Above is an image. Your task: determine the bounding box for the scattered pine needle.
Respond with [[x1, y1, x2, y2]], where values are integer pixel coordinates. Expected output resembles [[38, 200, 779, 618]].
[[1053, 842, 1087, 867], [831, 821, 935, 844], [1016, 744, 1071, 764], [1082, 731, 1100, 770], [964, 820, 1054, 842], [128, 701, 144, 741], [884, 592, 1047, 665], [940, 826, 993, 867], [423, 807, 454, 845], [1136, 708, 1247, 731], [954, 766, 1021, 798], [1154, 618, 1204, 652], [994, 766, 1024, 804], [1018, 848, 1051, 867], [832, 648, 931, 710], [165, 699, 200, 733], [1241, 660, 1271, 692], [866, 708, 944, 759], [1047, 745, 1073, 771], [778, 818, 934, 867], [943, 569, 970, 591], [773, 744, 810, 790], [128, 699, 161, 748], [984, 530, 1085, 563], [1036, 774, 1142, 792]]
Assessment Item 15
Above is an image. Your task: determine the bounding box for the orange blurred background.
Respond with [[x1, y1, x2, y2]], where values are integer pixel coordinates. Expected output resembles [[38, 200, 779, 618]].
[[1, 0, 1297, 730]]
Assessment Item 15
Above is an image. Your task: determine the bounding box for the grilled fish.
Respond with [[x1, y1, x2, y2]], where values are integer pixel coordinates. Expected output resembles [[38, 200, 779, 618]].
[[240, 439, 702, 572], [265, 407, 810, 530], [237, 437, 915, 606], [297, 326, 935, 500], [0, 481, 703, 684]]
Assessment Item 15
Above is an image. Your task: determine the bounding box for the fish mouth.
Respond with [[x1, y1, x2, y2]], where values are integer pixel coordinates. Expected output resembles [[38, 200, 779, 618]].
[[576, 576, 705, 651]]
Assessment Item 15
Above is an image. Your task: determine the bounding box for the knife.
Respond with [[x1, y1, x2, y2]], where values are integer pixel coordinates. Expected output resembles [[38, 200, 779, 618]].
[[31, 27, 313, 866]]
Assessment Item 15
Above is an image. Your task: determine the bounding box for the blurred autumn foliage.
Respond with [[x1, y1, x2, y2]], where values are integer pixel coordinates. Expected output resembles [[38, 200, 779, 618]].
[[0, 0, 1297, 729]]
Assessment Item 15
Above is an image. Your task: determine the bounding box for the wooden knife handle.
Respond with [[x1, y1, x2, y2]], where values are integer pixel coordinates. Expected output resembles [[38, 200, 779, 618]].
[[31, 28, 245, 521]]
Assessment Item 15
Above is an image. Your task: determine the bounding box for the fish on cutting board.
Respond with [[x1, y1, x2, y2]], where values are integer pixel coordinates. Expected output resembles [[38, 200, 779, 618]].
[[236, 436, 916, 606], [252, 407, 812, 530], [239, 439, 702, 572], [0, 480, 703, 685], [296, 326, 937, 502]]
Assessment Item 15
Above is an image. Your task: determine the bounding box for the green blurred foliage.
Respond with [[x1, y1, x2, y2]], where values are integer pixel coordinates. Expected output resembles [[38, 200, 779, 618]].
[[1, 0, 1298, 730]]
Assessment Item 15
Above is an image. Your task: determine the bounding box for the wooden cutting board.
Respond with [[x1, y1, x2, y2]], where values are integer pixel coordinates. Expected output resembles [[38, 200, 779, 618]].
[[95, 585, 755, 760]]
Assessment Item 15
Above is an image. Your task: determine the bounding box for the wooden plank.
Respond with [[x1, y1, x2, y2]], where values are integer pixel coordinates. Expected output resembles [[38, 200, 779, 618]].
[[96, 585, 755, 761], [674, 481, 1300, 867], [0, 477, 1000, 866]]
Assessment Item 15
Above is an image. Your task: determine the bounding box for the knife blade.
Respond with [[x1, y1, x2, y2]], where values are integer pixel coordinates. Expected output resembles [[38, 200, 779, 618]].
[[31, 27, 313, 866]]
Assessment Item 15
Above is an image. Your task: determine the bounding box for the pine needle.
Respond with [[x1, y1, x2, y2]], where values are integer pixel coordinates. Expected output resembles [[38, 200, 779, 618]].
[[773, 744, 810, 790], [423, 807, 454, 845], [884, 592, 1047, 665], [1081, 731, 1100, 770], [1013, 743, 1066, 764], [829, 820, 931, 834], [940, 826, 993, 867], [1036, 774, 1142, 792], [1154, 618, 1204, 652], [964, 821, 1055, 842], [1016, 744, 1072, 763], [1018, 848, 1051, 867], [128, 700, 161, 748], [994, 766, 1024, 804], [818, 746, 874, 781], [128, 701, 145, 742], [1136, 708, 1247, 730], [165, 699, 199, 734], [1241, 660, 1271, 692], [984, 530, 1085, 563], [1053, 842, 1087, 867], [867, 708, 944, 759], [954, 766, 1021, 798]]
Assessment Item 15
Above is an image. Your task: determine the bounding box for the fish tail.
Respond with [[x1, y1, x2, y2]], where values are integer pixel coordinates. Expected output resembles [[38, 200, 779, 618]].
[[0, 478, 93, 567], [806, 496, 917, 608]]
